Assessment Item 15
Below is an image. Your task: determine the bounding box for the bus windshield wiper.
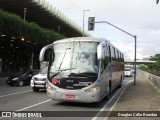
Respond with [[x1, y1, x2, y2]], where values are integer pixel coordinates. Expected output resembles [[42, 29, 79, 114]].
[[50, 48, 72, 78], [51, 68, 76, 78], [58, 48, 71, 70]]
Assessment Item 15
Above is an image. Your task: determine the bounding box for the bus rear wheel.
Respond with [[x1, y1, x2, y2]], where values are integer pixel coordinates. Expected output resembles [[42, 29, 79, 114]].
[[118, 77, 122, 88], [104, 80, 112, 100]]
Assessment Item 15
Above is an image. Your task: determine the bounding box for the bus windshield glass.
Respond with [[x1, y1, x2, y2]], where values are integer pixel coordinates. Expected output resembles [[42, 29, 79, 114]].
[[49, 41, 98, 79]]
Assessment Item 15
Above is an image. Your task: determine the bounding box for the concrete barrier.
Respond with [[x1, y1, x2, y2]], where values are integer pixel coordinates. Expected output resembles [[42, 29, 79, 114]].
[[140, 70, 160, 92]]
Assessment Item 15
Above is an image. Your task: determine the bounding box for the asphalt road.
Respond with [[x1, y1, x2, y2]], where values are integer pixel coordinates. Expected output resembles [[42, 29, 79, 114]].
[[0, 75, 134, 120]]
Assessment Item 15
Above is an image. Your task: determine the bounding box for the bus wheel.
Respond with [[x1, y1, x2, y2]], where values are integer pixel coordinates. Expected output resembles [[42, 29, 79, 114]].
[[104, 80, 112, 100], [118, 77, 122, 88], [109, 80, 112, 94]]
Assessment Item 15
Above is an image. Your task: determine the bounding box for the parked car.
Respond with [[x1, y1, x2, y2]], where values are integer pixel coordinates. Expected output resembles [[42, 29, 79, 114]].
[[124, 68, 132, 77], [6, 69, 39, 86], [30, 67, 48, 92]]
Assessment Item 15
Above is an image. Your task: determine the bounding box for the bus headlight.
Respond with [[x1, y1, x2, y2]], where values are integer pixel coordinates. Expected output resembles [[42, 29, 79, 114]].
[[84, 85, 100, 93], [47, 84, 57, 91]]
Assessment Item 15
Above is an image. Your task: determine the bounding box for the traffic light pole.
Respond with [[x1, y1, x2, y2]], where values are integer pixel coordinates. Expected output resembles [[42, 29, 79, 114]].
[[157, 0, 159, 4], [95, 21, 137, 85]]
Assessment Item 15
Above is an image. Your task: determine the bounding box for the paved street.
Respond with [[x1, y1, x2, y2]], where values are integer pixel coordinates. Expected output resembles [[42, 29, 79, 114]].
[[0, 73, 133, 120], [1, 71, 159, 120]]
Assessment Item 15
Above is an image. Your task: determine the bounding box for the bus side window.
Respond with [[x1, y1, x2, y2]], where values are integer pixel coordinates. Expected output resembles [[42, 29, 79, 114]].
[[119, 53, 122, 62], [117, 50, 120, 62], [122, 54, 124, 62], [106, 46, 111, 64], [115, 50, 118, 61], [120, 53, 123, 62], [111, 46, 116, 61], [101, 46, 111, 73]]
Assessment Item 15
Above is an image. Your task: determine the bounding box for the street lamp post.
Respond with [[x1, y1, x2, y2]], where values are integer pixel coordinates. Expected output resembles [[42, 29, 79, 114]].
[[58, 26, 60, 34], [24, 8, 27, 22], [83, 10, 90, 37]]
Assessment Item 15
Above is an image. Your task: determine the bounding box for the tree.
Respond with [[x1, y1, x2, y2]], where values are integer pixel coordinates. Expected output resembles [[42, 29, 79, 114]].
[[148, 56, 160, 70]]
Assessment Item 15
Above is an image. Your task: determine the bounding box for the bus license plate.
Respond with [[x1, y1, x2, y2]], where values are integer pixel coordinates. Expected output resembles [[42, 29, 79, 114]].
[[62, 94, 78, 99]]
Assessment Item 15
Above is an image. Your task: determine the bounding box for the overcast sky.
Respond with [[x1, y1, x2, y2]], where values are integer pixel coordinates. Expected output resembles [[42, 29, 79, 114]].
[[45, 0, 160, 60]]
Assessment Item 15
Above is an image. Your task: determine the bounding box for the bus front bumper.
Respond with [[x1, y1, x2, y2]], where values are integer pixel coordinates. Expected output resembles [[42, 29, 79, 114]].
[[47, 89, 102, 103]]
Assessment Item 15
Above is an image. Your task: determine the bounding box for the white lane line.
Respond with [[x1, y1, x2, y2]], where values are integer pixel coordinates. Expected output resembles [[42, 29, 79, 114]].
[[0, 99, 51, 119], [16, 99, 51, 111], [103, 80, 133, 120], [96, 73, 140, 120], [102, 73, 141, 120], [92, 80, 133, 120], [0, 90, 32, 98], [92, 71, 140, 120]]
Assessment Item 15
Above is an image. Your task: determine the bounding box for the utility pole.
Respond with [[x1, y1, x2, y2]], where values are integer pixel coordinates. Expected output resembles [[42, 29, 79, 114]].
[[24, 8, 27, 22], [82, 10, 90, 37]]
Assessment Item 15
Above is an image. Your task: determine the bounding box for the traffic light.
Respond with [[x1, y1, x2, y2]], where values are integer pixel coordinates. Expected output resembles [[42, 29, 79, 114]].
[[88, 17, 95, 31], [157, 0, 159, 4]]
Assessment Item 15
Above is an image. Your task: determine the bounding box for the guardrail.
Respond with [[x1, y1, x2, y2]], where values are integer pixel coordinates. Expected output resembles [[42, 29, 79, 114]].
[[140, 70, 160, 92]]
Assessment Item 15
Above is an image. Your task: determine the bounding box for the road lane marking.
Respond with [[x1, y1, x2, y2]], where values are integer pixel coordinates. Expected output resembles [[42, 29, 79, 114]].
[[16, 99, 51, 111], [103, 80, 133, 120], [102, 72, 141, 120], [91, 77, 136, 120], [0, 99, 51, 119], [92, 71, 141, 120], [92, 80, 133, 120], [0, 90, 32, 98]]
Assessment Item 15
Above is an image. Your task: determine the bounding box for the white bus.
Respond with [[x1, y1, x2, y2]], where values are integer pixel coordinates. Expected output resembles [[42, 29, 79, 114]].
[[39, 37, 124, 103]]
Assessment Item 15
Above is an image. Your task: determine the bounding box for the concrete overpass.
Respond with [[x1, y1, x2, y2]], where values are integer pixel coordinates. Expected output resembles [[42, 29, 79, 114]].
[[0, 0, 90, 37], [124, 60, 156, 64], [0, 0, 91, 74]]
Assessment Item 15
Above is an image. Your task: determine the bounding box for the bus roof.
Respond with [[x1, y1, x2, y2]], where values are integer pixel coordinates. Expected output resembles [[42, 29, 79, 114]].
[[53, 37, 108, 44], [53, 37, 123, 55]]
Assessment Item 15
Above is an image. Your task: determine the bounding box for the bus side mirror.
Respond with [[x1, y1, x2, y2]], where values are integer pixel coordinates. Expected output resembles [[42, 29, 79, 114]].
[[39, 44, 52, 62], [97, 43, 105, 60]]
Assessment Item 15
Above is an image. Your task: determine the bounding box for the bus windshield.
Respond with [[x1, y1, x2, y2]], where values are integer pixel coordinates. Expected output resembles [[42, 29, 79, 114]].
[[49, 41, 98, 79]]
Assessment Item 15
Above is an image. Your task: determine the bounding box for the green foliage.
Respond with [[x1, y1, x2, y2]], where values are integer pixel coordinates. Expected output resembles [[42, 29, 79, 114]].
[[139, 56, 160, 76], [139, 66, 149, 72], [0, 8, 65, 45], [148, 56, 160, 71]]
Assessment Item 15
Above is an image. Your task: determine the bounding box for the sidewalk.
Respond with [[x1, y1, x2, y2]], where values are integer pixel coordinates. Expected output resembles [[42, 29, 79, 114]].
[[106, 70, 160, 120]]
